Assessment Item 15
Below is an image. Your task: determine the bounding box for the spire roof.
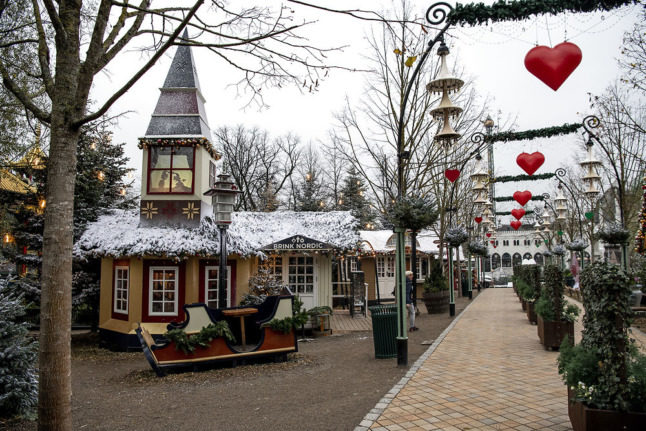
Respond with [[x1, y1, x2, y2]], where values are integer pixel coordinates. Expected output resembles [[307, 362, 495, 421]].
[[144, 32, 211, 139]]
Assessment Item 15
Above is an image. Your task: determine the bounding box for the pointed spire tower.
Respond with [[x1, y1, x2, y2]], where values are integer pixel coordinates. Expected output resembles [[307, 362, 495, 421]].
[[139, 33, 221, 228]]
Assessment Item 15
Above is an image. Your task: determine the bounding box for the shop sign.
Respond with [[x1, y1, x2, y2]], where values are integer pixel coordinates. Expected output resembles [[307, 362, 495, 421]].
[[262, 235, 334, 251]]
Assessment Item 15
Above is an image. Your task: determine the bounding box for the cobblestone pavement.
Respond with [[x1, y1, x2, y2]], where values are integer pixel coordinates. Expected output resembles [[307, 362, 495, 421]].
[[357, 288, 573, 431]]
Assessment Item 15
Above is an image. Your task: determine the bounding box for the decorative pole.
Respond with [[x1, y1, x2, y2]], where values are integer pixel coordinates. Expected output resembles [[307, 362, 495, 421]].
[[467, 226, 473, 299], [393, 2, 454, 366]]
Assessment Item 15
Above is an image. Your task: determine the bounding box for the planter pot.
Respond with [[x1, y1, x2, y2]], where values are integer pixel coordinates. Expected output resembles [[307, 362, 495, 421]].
[[526, 301, 537, 324], [422, 290, 449, 314], [537, 315, 574, 350], [521, 299, 527, 311], [629, 290, 643, 307], [568, 387, 646, 431]]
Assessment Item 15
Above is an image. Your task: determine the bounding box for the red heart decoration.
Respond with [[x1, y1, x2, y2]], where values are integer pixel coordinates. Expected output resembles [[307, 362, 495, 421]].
[[486, 232, 492, 238], [474, 217, 483, 224], [490, 240, 495, 244], [516, 152, 545, 176], [524, 42, 582, 91], [444, 169, 460, 183], [513, 190, 532, 207], [511, 208, 526, 220], [510, 220, 522, 230]]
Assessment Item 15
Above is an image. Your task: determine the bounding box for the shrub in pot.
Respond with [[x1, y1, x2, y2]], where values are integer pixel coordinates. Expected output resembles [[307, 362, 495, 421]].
[[515, 264, 541, 324], [422, 259, 449, 314], [557, 262, 646, 430], [535, 265, 579, 350]]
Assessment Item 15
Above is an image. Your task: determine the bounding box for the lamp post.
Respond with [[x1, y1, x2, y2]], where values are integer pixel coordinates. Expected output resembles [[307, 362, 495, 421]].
[[583, 115, 629, 270], [580, 139, 602, 263], [205, 174, 239, 309], [393, 2, 455, 366]]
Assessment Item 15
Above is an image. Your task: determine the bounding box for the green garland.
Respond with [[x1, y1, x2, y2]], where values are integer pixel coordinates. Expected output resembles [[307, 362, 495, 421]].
[[448, 1, 636, 26], [495, 195, 545, 202], [164, 321, 236, 354], [486, 123, 581, 143], [492, 173, 555, 183], [496, 210, 535, 216]]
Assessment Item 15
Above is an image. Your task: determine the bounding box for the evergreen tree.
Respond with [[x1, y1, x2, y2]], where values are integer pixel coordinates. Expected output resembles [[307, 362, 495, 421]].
[[0, 278, 38, 419], [339, 167, 375, 228], [294, 170, 327, 211]]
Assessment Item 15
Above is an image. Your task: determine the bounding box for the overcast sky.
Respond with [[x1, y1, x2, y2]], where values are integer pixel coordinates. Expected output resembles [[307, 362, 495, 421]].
[[92, 0, 642, 214]]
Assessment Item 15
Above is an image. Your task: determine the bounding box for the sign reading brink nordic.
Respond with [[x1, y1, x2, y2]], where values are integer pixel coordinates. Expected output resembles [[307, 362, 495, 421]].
[[262, 235, 334, 251]]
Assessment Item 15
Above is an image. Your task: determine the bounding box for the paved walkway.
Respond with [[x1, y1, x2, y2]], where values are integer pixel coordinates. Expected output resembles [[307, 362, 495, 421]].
[[357, 288, 573, 431]]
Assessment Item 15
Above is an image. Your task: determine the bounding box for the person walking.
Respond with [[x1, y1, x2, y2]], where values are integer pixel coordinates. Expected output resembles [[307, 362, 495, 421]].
[[406, 271, 418, 331]]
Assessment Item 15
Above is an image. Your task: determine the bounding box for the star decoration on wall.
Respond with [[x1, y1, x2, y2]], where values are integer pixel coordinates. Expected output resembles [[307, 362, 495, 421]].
[[182, 202, 200, 220], [141, 201, 158, 219]]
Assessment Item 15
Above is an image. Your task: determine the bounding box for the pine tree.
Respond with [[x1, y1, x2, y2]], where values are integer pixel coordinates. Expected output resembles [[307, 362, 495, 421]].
[[295, 171, 327, 211], [636, 174, 646, 255], [339, 167, 375, 228], [0, 278, 38, 419]]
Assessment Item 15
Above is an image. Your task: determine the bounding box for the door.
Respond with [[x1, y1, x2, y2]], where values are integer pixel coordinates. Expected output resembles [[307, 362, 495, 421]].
[[204, 265, 231, 308], [287, 255, 317, 309]]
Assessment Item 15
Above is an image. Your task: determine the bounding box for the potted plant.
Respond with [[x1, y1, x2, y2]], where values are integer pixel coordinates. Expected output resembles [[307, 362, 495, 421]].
[[422, 259, 449, 314], [557, 262, 646, 430], [535, 265, 579, 350], [598, 223, 631, 245], [566, 238, 589, 253], [445, 226, 469, 247], [516, 264, 541, 324]]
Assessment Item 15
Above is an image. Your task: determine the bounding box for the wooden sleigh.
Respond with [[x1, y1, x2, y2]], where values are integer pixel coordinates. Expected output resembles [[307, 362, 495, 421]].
[[136, 295, 297, 376]]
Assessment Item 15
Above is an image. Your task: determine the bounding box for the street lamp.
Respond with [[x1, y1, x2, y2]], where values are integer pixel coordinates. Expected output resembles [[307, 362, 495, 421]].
[[393, 1, 455, 366], [580, 139, 602, 261], [205, 173, 239, 309]]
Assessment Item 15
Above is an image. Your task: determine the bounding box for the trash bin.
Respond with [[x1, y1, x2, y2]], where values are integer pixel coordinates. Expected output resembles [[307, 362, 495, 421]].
[[369, 304, 398, 359]]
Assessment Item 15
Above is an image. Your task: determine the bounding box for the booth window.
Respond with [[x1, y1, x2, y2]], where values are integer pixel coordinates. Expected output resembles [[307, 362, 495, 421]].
[[288, 256, 314, 294], [113, 266, 129, 314], [204, 265, 231, 308], [149, 266, 179, 315], [147, 146, 194, 194]]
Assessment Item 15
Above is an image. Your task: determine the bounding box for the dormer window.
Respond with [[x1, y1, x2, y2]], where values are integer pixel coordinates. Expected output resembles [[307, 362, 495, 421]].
[[147, 146, 195, 194]]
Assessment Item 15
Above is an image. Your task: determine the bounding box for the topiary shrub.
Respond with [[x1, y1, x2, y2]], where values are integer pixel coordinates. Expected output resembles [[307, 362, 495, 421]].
[[515, 264, 541, 302], [0, 279, 38, 419], [557, 261, 646, 412], [535, 265, 579, 323]]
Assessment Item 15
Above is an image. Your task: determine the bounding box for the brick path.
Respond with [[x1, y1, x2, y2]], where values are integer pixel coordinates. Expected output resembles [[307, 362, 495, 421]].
[[357, 288, 573, 431]]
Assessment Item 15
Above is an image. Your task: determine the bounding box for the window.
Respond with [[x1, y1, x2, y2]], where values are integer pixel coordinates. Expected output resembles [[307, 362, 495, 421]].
[[349, 257, 358, 272], [523, 253, 533, 261], [534, 239, 541, 247], [534, 253, 544, 265], [204, 265, 231, 308], [503, 240, 509, 246], [209, 161, 216, 188], [491, 254, 501, 269], [113, 266, 129, 314], [386, 256, 395, 277], [288, 256, 314, 295], [149, 266, 178, 315], [376, 256, 385, 278], [512, 253, 522, 266], [524, 239, 531, 246], [147, 146, 194, 194], [265, 255, 283, 281], [502, 253, 512, 268], [513, 240, 520, 246]]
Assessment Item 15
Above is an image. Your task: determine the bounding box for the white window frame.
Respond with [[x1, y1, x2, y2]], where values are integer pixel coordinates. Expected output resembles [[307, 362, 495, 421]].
[[376, 256, 386, 278], [113, 266, 129, 315], [386, 256, 395, 278], [349, 257, 358, 272], [204, 265, 232, 308], [287, 255, 315, 295], [149, 266, 179, 316]]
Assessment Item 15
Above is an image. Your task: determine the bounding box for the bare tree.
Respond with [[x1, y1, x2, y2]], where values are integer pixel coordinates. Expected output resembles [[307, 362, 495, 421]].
[[320, 134, 347, 209], [0, 1, 343, 428], [214, 125, 301, 211]]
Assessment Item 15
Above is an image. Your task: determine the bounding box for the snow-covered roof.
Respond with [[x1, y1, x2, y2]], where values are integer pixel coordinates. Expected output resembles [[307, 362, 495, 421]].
[[74, 209, 359, 259], [358, 230, 463, 259]]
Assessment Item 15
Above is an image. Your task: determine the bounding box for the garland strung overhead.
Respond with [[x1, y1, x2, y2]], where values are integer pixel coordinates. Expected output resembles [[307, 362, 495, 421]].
[[485, 123, 581, 144], [496, 210, 535, 216], [492, 173, 555, 183], [495, 195, 545, 202], [448, 1, 637, 26]]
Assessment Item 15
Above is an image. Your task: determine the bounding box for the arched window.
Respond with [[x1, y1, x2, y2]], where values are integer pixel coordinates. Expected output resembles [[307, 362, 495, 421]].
[[484, 258, 491, 272], [502, 253, 512, 268], [534, 253, 544, 266], [523, 253, 533, 261], [492, 253, 501, 269], [512, 253, 522, 267]]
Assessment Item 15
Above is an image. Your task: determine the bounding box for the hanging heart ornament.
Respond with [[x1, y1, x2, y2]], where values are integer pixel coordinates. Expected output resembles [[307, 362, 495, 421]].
[[486, 232, 492, 238], [524, 41, 582, 91], [516, 152, 545, 176], [510, 220, 522, 230], [490, 240, 496, 244], [585, 211, 594, 220], [511, 208, 526, 220], [474, 216, 483, 224], [444, 169, 461, 183], [513, 190, 533, 206]]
